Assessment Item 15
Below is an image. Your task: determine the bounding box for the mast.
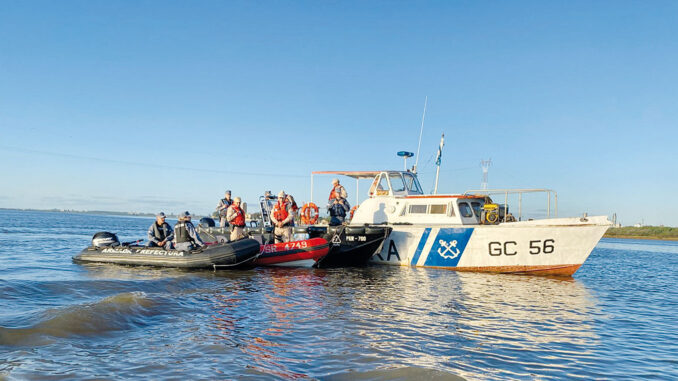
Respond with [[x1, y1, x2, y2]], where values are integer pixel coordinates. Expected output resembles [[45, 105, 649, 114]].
[[433, 133, 445, 194]]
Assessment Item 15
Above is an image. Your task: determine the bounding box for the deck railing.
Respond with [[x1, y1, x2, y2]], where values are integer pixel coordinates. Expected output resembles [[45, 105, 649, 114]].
[[462, 188, 558, 221]]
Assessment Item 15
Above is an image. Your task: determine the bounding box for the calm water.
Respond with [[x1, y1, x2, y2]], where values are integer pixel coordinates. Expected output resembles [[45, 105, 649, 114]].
[[0, 210, 676, 380]]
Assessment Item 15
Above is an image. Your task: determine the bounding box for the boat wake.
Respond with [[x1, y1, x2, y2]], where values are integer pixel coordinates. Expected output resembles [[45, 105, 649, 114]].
[[0, 292, 157, 346]]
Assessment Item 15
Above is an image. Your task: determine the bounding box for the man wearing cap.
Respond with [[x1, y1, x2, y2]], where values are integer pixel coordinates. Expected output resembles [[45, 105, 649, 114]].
[[173, 211, 205, 251], [147, 212, 174, 250], [216, 190, 233, 228], [270, 190, 293, 243], [226, 197, 247, 241], [329, 178, 348, 201]]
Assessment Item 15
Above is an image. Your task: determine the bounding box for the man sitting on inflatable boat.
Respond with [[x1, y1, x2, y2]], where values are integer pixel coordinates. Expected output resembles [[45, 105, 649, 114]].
[[173, 211, 205, 251], [147, 212, 174, 250]]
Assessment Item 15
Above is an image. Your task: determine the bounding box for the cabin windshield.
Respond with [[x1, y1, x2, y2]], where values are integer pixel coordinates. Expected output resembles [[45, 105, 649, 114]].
[[389, 173, 407, 195], [368, 171, 425, 197], [403, 173, 423, 194]]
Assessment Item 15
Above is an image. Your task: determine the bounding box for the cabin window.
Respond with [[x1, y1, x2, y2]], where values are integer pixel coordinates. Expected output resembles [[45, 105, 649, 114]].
[[430, 204, 447, 214], [389, 174, 406, 192], [376, 175, 390, 195], [448, 202, 456, 217], [459, 202, 474, 218], [408, 205, 427, 214], [471, 202, 482, 217], [403, 173, 422, 193]]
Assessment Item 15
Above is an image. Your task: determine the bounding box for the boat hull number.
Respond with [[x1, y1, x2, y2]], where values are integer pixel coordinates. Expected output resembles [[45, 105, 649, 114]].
[[488, 239, 555, 256], [345, 235, 367, 242]]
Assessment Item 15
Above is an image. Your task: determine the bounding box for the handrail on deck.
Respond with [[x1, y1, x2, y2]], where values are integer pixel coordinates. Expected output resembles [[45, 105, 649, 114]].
[[463, 188, 558, 220]]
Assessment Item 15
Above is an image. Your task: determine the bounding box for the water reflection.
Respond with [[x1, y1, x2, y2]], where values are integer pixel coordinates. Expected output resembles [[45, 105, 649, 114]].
[[343, 267, 599, 379], [206, 268, 329, 379]]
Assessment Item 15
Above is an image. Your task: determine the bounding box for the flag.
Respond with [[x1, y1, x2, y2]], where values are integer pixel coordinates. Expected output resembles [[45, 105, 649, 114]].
[[435, 133, 445, 166]]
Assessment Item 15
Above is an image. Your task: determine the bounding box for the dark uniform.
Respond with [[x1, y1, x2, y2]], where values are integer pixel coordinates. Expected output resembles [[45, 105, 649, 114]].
[[327, 197, 350, 226], [147, 220, 174, 249], [174, 213, 205, 251]]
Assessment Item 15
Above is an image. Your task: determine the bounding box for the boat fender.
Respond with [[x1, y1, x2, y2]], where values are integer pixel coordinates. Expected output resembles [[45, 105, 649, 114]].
[[92, 232, 120, 247], [300, 203, 320, 225], [293, 226, 309, 234], [345, 226, 365, 235]]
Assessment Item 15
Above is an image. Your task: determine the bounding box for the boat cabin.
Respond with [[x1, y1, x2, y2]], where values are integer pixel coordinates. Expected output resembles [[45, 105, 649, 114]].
[[311, 170, 489, 226]]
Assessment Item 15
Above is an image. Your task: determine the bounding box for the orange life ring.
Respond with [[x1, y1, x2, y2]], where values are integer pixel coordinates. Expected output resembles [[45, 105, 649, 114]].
[[350, 205, 358, 220], [300, 202, 319, 225]]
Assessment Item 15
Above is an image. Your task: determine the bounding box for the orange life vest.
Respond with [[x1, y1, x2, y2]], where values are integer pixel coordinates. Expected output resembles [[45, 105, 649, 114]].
[[272, 202, 289, 223], [229, 205, 245, 227]]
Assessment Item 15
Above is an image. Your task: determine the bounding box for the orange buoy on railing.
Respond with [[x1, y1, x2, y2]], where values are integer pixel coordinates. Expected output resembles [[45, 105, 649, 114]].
[[350, 205, 358, 220], [300, 202, 320, 225]]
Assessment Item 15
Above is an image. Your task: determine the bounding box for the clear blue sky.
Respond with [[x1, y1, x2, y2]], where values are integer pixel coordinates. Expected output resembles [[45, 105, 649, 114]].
[[1, 1, 676, 226]]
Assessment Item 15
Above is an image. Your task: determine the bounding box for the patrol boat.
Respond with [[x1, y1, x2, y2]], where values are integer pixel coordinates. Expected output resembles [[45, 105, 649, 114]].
[[311, 170, 611, 276]]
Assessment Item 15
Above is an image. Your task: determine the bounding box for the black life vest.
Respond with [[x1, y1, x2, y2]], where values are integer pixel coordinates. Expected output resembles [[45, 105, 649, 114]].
[[219, 198, 233, 216], [329, 201, 347, 217], [174, 221, 195, 243], [152, 222, 170, 241]]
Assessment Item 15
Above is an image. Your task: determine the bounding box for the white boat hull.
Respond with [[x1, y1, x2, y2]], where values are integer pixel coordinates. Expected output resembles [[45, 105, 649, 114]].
[[370, 216, 610, 276]]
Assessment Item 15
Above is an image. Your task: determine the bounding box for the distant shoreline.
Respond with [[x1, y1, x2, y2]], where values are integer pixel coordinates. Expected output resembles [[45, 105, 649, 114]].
[[603, 235, 678, 241], [604, 226, 678, 241], [0, 207, 163, 218]]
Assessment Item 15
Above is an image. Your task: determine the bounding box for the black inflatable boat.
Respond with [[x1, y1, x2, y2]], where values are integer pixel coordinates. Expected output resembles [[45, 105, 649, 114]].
[[73, 232, 260, 269], [311, 225, 392, 268]]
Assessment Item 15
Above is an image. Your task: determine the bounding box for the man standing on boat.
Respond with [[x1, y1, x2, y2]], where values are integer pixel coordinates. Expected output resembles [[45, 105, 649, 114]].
[[226, 197, 247, 241], [173, 211, 205, 251], [329, 178, 348, 201], [270, 190, 293, 243], [286, 194, 298, 226], [216, 190, 233, 228], [327, 193, 350, 226], [147, 212, 174, 250]]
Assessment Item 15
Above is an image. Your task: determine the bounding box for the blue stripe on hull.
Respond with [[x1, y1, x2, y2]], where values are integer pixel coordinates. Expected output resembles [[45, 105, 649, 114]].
[[410, 228, 432, 265], [423, 228, 474, 267]]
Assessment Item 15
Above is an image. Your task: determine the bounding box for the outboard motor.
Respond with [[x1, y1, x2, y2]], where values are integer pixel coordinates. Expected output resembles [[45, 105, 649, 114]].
[[92, 232, 120, 247], [199, 217, 216, 228]]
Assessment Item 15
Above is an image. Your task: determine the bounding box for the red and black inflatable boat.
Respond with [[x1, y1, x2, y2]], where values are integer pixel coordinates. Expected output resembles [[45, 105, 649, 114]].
[[254, 237, 329, 267]]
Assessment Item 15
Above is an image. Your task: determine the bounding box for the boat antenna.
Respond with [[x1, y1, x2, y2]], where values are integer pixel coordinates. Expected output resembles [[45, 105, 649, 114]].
[[413, 96, 427, 174]]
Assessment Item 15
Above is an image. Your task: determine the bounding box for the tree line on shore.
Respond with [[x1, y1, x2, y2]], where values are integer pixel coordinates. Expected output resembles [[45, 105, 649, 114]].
[[605, 226, 678, 240]]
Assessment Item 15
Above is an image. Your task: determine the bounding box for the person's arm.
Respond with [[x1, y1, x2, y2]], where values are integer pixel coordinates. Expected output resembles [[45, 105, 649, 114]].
[[188, 224, 204, 246], [282, 205, 294, 225], [164, 223, 174, 243], [147, 224, 160, 244], [341, 200, 350, 212], [270, 206, 280, 224], [226, 206, 235, 222]]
